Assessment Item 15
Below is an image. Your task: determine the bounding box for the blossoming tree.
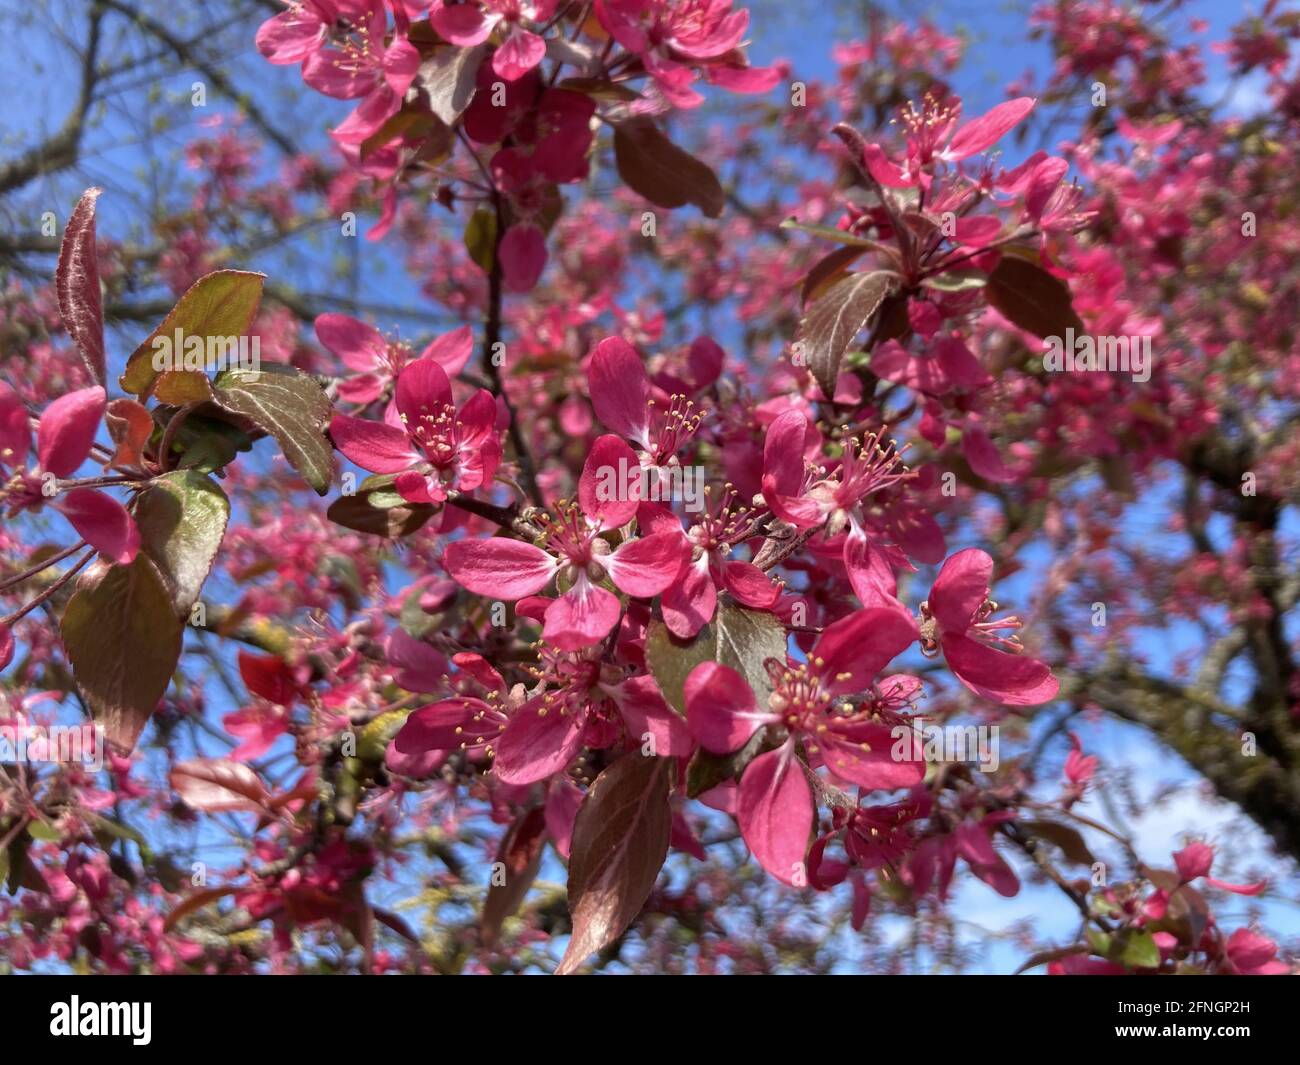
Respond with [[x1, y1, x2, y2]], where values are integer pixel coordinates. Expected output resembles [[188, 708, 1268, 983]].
[[0, 0, 1294, 974]]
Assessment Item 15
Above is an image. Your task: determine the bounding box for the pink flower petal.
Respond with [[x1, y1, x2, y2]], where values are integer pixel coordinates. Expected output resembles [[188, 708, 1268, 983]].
[[605, 532, 689, 598], [579, 434, 640, 530], [661, 552, 715, 638], [395, 354, 454, 423], [419, 325, 474, 377], [943, 632, 1059, 706], [945, 97, 1035, 160], [492, 27, 547, 81], [542, 576, 621, 650], [587, 337, 651, 447], [384, 629, 449, 693], [814, 607, 917, 697], [329, 412, 419, 474], [444, 537, 558, 599], [493, 696, 587, 785], [737, 742, 813, 885], [431, 1, 495, 46], [614, 674, 692, 757], [929, 548, 992, 634], [315, 313, 387, 372], [499, 223, 547, 292], [0, 382, 31, 468], [684, 661, 775, 754], [38, 386, 104, 478], [57, 488, 139, 564]]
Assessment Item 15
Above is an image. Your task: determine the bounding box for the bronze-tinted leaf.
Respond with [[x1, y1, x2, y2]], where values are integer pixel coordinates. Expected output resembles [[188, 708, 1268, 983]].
[[985, 252, 1084, 339], [1019, 818, 1095, 868], [480, 806, 548, 947], [613, 118, 724, 218], [212, 364, 333, 495], [645, 598, 787, 717], [61, 555, 184, 751], [418, 44, 486, 125], [170, 758, 269, 814], [133, 470, 230, 617], [327, 494, 436, 537], [796, 270, 896, 398], [121, 270, 266, 395], [801, 245, 866, 307], [555, 755, 672, 975]]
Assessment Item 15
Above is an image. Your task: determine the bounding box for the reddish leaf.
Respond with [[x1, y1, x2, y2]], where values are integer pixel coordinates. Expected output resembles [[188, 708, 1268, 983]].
[[238, 650, 297, 707], [984, 252, 1083, 340], [555, 755, 672, 974], [56, 188, 106, 385], [103, 398, 154, 470], [163, 885, 239, 931], [170, 758, 270, 813], [796, 270, 897, 399], [60, 555, 183, 751], [480, 806, 548, 947], [613, 119, 725, 218]]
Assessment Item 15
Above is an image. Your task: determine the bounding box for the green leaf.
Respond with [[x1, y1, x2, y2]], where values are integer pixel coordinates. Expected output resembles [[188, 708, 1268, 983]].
[[327, 494, 436, 538], [796, 270, 897, 399], [645, 598, 787, 717], [26, 820, 60, 842], [366, 489, 407, 509], [212, 364, 333, 495], [1119, 929, 1161, 969], [613, 118, 725, 218], [985, 252, 1083, 339], [781, 218, 894, 254], [922, 269, 988, 292], [1019, 818, 1095, 868], [61, 555, 184, 751], [133, 470, 230, 617], [172, 414, 254, 474], [556, 756, 672, 975], [418, 44, 486, 125], [121, 270, 265, 395], [465, 207, 498, 273], [686, 727, 772, 799]]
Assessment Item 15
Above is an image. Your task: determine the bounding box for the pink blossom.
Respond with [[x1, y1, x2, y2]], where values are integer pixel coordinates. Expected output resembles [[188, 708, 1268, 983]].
[[919, 548, 1058, 705], [329, 356, 502, 504]]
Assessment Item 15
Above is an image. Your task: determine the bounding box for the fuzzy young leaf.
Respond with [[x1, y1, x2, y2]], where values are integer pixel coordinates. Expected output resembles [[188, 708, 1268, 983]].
[[56, 188, 106, 385]]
